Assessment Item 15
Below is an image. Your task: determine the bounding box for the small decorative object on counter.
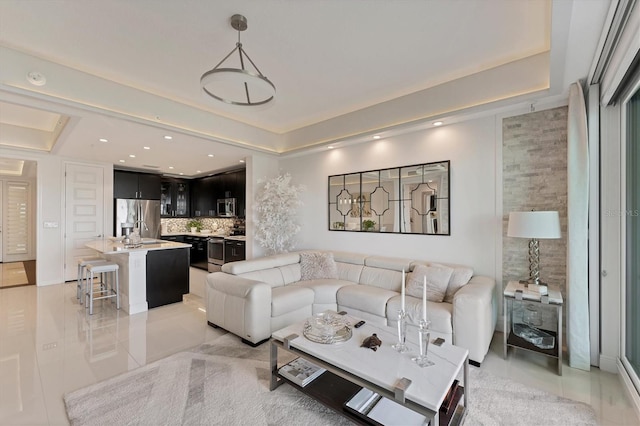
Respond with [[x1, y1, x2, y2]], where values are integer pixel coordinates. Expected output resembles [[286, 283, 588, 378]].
[[186, 219, 203, 233], [361, 333, 382, 351]]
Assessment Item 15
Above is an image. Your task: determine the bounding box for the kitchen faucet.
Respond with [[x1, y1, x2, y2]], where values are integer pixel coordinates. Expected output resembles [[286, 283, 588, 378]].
[[134, 220, 148, 232]]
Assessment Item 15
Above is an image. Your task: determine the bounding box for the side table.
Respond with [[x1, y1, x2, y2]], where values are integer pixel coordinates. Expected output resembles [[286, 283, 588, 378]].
[[503, 280, 563, 375]]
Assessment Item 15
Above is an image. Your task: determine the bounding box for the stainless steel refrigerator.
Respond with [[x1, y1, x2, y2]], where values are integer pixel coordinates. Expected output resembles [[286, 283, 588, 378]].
[[114, 199, 161, 239]]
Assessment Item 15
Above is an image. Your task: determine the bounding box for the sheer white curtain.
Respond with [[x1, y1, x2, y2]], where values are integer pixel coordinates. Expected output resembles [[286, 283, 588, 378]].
[[567, 82, 590, 370]]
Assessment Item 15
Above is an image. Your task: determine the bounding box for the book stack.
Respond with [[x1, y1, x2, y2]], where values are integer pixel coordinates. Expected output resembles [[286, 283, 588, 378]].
[[439, 380, 464, 426], [278, 358, 326, 387], [344, 388, 427, 426]]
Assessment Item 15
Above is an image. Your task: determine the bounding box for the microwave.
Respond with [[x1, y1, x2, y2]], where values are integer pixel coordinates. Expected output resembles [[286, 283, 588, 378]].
[[217, 198, 236, 217]]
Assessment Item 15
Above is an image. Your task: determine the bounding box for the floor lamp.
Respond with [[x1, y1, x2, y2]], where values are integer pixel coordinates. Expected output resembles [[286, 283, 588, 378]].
[[507, 211, 561, 286]]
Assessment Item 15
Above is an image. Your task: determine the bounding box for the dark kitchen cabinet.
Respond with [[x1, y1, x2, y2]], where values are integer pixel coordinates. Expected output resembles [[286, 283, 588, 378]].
[[189, 168, 245, 218], [216, 169, 246, 217], [184, 235, 208, 269], [146, 247, 190, 309], [224, 240, 245, 263], [191, 176, 217, 217], [161, 179, 189, 217], [114, 170, 161, 199]]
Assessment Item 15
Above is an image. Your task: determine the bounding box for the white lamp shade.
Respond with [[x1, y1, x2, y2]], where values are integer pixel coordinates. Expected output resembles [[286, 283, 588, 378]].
[[507, 211, 561, 239]]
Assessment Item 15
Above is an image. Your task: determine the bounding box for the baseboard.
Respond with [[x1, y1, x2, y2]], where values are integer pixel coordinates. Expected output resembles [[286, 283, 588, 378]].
[[599, 354, 619, 373], [617, 360, 640, 421]]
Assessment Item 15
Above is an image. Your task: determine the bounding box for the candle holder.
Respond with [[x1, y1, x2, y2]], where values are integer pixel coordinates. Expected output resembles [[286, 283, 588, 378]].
[[411, 319, 434, 367], [391, 309, 409, 353]]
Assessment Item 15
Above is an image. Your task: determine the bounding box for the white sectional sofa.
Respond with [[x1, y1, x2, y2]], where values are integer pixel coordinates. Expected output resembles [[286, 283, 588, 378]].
[[206, 250, 497, 365]]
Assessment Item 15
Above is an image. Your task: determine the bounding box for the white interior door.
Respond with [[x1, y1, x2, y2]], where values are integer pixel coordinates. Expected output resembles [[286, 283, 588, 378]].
[[64, 164, 104, 281]]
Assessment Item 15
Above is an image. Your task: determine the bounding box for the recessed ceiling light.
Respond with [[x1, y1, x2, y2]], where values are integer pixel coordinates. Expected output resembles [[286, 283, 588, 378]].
[[179, 172, 184, 175], [327, 146, 334, 149], [208, 154, 214, 157], [433, 121, 443, 126], [119, 160, 125, 163], [239, 159, 245, 163], [373, 135, 381, 139], [143, 146, 150, 150], [99, 138, 108, 143], [169, 166, 174, 169], [164, 135, 172, 140], [129, 154, 136, 158], [196, 170, 201, 173]]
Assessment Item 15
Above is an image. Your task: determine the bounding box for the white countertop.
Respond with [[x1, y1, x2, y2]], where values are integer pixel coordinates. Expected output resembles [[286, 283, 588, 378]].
[[224, 235, 246, 241], [86, 238, 191, 254]]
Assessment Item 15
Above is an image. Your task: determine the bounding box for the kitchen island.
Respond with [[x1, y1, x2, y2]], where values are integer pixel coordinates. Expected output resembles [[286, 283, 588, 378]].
[[85, 238, 191, 314]]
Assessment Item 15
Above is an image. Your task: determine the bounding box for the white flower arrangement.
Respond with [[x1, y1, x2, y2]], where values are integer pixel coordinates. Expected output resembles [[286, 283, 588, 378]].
[[255, 173, 305, 255]]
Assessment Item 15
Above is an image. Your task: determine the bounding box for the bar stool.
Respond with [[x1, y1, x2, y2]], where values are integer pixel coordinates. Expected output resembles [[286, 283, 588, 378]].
[[85, 262, 120, 315], [77, 256, 108, 304]]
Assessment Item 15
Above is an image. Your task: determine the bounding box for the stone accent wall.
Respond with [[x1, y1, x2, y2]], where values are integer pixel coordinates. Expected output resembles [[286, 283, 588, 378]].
[[160, 217, 234, 234], [503, 107, 568, 294]]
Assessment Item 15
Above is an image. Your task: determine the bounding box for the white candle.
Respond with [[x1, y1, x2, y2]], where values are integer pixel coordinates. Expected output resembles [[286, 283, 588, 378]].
[[422, 276, 428, 321], [401, 269, 406, 311]]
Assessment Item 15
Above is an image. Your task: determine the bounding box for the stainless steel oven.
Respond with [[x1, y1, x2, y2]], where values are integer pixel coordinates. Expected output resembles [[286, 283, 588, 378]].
[[207, 237, 225, 272]]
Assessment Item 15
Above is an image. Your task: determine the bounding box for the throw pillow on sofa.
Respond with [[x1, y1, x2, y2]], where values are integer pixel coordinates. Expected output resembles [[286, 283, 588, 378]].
[[300, 252, 339, 280], [407, 264, 453, 303]]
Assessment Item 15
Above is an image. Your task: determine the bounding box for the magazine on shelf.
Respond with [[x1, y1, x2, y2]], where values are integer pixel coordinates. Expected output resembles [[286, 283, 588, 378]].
[[344, 388, 428, 426], [278, 357, 326, 387]]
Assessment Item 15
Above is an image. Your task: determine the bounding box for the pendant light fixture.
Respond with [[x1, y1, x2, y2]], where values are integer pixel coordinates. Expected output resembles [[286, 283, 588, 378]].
[[200, 14, 276, 106]]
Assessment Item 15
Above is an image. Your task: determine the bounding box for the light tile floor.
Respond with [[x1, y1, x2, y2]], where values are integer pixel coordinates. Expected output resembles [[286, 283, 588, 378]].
[[0, 278, 638, 425]]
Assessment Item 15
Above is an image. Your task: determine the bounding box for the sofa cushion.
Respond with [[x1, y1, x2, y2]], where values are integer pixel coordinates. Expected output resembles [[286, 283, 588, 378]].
[[279, 263, 302, 285], [407, 264, 453, 302], [359, 266, 402, 291], [293, 280, 355, 304], [387, 295, 453, 335], [222, 253, 300, 274], [271, 286, 315, 317], [336, 262, 364, 282], [238, 268, 286, 288], [300, 251, 339, 280], [443, 266, 474, 303], [337, 285, 398, 317]]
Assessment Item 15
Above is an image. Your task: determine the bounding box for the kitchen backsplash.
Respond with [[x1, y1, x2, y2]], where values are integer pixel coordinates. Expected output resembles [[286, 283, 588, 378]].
[[161, 218, 235, 235]]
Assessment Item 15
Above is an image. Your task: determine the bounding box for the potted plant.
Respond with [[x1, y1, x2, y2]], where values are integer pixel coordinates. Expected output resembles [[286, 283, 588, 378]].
[[187, 219, 203, 233], [362, 219, 376, 231]]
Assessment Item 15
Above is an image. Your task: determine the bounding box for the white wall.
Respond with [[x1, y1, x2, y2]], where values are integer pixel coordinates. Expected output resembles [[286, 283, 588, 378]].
[[0, 147, 113, 286], [279, 116, 499, 278]]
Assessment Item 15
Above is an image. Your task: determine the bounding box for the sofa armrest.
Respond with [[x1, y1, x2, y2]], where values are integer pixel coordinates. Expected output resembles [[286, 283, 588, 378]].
[[452, 275, 497, 364], [206, 272, 272, 344]]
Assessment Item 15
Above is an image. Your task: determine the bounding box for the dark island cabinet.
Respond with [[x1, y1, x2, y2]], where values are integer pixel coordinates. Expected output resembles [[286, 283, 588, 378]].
[[145, 247, 190, 309], [114, 170, 161, 199]]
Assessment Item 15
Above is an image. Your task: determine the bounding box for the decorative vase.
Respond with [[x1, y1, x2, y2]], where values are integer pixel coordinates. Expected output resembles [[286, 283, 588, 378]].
[[191, 227, 197, 233]]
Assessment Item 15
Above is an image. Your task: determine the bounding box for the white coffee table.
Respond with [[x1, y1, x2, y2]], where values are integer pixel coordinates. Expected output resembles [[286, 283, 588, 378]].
[[270, 315, 469, 425]]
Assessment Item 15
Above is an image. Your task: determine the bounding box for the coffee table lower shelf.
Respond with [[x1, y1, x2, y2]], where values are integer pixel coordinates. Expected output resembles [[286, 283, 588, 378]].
[[271, 338, 466, 426]]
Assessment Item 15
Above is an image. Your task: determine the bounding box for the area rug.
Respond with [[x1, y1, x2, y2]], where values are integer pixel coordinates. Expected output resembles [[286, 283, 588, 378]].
[[64, 333, 597, 425]]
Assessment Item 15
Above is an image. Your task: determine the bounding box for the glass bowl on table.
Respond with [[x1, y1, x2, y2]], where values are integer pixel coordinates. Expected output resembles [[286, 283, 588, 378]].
[[303, 311, 352, 344]]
